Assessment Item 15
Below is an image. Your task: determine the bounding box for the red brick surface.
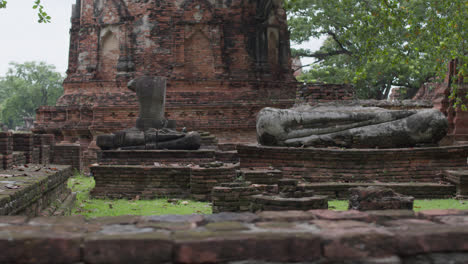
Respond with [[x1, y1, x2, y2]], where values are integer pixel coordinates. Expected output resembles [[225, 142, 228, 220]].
[[0, 209, 467, 263], [237, 144, 468, 183]]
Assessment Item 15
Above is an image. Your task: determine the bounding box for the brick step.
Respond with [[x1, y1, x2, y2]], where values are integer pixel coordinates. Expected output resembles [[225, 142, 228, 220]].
[[240, 168, 283, 184], [445, 170, 468, 199], [305, 182, 456, 199]]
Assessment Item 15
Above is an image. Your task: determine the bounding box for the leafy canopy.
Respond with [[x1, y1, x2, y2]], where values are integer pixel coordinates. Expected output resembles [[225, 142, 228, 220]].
[[0, 0, 51, 23], [287, 0, 468, 99], [0, 62, 64, 128]]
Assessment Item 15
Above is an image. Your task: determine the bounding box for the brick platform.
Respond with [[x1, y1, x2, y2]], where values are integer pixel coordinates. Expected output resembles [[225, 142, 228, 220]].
[[91, 164, 239, 201], [90, 165, 192, 199], [0, 210, 468, 263], [0, 165, 74, 216], [237, 145, 468, 182], [99, 150, 216, 166], [306, 182, 456, 199]]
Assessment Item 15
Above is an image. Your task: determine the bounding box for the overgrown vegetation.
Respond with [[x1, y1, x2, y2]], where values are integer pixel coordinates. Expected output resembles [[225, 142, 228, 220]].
[[68, 174, 212, 218], [287, 0, 467, 100], [0, 62, 63, 128]]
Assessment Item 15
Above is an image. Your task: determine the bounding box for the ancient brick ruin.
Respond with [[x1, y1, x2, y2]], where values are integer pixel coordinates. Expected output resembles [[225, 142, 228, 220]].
[[0, 132, 77, 217], [34, 0, 297, 166]]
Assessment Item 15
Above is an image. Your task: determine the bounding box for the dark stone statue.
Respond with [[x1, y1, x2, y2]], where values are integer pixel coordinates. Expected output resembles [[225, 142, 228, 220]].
[[97, 76, 201, 150], [257, 102, 448, 148]]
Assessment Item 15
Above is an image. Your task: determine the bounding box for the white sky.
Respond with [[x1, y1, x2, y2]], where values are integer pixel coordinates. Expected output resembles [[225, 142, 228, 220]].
[[0, 0, 75, 75], [0, 1, 323, 76]]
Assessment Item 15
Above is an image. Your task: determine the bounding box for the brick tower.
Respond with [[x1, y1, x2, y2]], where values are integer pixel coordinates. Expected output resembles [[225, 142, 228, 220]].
[[35, 0, 297, 165]]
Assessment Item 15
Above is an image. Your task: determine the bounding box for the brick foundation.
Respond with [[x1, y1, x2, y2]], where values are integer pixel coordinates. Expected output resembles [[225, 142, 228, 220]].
[[0, 165, 74, 216], [91, 164, 239, 201], [237, 145, 468, 183], [99, 150, 216, 166], [91, 165, 192, 199], [53, 144, 81, 171]]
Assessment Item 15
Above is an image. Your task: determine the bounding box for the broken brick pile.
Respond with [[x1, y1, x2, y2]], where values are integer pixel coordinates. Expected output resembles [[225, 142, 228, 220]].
[[348, 186, 414, 211], [190, 163, 238, 201]]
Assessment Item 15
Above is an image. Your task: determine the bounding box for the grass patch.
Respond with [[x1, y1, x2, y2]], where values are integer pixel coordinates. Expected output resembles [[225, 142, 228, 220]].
[[68, 174, 212, 218], [68, 174, 467, 217], [328, 200, 348, 211], [414, 199, 468, 212], [328, 199, 468, 211]]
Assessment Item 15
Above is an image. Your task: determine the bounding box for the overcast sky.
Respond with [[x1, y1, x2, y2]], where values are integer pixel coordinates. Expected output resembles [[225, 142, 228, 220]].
[[0, 0, 75, 75], [0, 1, 322, 76]]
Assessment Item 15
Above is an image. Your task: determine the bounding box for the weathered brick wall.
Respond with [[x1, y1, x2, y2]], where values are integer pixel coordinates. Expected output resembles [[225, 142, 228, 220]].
[[33, 134, 55, 164], [12, 152, 26, 167], [212, 182, 269, 213], [242, 169, 283, 184], [91, 165, 192, 199], [237, 145, 468, 183], [190, 164, 238, 201], [0, 165, 73, 216], [296, 83, 355, 105], [31, 147, 40, 164], [53, 144, 81, 171], [91, 164, 238, 201], [13, 133, 34, 163], [99, 150, 216, 166], [0, 132, 13, 169], [1, 209, 468, 263]]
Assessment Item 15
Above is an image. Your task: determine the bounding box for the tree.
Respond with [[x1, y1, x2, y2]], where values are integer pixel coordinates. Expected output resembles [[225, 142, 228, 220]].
[[0, 62, 63, 128], [287, 0, 467, 100], [0, 0, 51, 23]]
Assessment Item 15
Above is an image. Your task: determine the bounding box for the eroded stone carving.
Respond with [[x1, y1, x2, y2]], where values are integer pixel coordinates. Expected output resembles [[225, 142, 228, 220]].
[[257, 102, 448, 148], [97, 77, 201, 150]]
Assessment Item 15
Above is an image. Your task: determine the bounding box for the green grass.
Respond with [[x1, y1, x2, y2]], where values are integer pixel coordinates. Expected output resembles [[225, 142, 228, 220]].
[[328, 199, 468, 211], [329, 200, 348, 211], [414, 199, 468, 212], [67, 174, 212, 218], [68, 174, 468, 217]]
